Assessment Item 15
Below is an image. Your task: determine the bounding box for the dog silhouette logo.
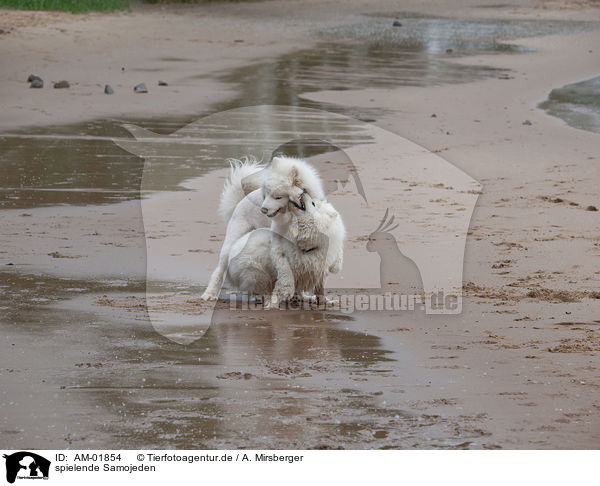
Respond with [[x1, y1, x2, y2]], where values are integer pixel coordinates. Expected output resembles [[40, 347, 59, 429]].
[[3, 452, 50, 483], [114, 105, 480, 343]]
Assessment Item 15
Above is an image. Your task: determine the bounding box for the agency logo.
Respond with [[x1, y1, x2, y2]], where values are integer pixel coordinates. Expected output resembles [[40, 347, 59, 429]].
[[3, 452, 50, 483]]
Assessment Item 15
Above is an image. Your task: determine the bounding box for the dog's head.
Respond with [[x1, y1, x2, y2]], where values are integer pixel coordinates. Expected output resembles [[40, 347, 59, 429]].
[[291, 192, 338, 225], [260, 157, 304, 218]]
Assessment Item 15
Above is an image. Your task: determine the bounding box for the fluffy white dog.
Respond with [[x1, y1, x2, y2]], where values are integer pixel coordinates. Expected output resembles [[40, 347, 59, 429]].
[[201, 156, 326, 300], [227, 192, 345, 306]]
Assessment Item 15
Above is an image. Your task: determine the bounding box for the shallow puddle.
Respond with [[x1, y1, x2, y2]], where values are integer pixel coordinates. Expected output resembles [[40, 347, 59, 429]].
[[1, 270, 495, 449], [1, 16, 595, 210]]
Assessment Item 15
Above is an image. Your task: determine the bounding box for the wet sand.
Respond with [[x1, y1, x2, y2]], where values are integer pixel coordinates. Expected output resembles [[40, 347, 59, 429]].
[[1, 0, 600, 449]]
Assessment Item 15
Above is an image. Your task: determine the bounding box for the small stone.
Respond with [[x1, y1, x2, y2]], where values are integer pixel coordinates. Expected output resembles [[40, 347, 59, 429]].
[[104, 84, 114, 95], [446, 48, 453, 53], [586, 205, 598, 212], [431, 113, 437, 118], [0, 29, 4, 34], [134, 83, 148, 93], [392, 20, 402, 27], [522, 120, 532, 126], [6, 262, 14, 266], [234, 39, 244, 43], [158, 80, 168, 86], [53, 80, 69, 89], [27, 74, 42, 83], [30, 78, 43, 88]]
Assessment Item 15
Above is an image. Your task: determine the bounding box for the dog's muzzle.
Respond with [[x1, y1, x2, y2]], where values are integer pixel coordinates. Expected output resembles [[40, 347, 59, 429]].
[[291, 192, 306, 211]]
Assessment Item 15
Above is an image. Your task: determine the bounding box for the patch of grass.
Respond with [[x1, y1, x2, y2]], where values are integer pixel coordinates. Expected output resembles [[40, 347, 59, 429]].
[[142, 0, 259, 3], [0, 0, 130, 13]]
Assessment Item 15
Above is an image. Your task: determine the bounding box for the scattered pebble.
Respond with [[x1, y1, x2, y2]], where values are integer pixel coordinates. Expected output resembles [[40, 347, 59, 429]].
[[393, 20, 402, 27], [53, 80, 70, 89], [234, 39, 244, 43], [586, 205, 598, 212], [158, 80, 168, 86], [133, 83, 148, 93], [446, 48, 453, 53], [104, 84, 114, 95], [522, 120, 532, 126], [0, 29, 4, 35], [27, 74, 41, 83], [431, 113, 437, 118], [30, 78, 43, 88]]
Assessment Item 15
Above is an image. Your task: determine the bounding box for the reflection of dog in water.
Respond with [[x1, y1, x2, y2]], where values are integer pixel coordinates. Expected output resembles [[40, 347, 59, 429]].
[[3, 452, 51, 484]]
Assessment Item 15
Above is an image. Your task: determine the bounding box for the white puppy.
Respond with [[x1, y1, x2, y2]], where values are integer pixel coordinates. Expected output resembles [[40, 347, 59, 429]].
[[201, 156, 326, 300], [227, 192, 345, 307]]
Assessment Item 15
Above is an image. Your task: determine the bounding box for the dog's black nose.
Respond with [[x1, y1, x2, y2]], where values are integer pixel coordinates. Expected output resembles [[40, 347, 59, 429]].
[[260, 207, 268, 214]]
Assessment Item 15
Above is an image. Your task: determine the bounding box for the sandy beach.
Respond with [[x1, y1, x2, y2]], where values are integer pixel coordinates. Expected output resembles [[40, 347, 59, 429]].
[[1, 0, 600, 449]]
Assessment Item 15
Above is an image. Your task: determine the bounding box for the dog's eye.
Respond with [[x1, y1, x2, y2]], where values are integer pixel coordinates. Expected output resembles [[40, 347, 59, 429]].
[[312, 201, 315, 207], [275, 196, 282, 200]]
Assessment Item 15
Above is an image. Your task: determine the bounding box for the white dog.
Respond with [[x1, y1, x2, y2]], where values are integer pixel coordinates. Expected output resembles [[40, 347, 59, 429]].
[[227, 192, 345, 306], [201, 156, 326, 300]]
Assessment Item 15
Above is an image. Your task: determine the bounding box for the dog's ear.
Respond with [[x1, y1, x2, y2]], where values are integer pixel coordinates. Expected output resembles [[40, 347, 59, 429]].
[[290, 166, 301, 187], [241, 171, 263, 195]]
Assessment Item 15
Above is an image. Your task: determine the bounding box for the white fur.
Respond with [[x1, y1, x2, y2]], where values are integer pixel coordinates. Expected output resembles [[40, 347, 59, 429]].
[[259, 156, 325, 217], [218, 156, 265, 221], [201, 156, 327, 300], [227, 193, 346, 307]]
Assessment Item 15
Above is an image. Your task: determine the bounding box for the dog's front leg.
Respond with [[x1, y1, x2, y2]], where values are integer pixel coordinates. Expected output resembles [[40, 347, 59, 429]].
[[313, 280, 326, 307], [201, 263, 226, 300], [313, 279, 339, 307], [201, 244, 230, 300], [201, 216, 253, 301]]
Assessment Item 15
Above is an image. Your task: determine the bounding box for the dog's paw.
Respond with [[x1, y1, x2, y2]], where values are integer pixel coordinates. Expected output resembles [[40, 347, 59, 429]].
[[200, 291, 218, 301], [324, 296, 339, 306], [312, 295, 338, 307], [266, 294, 280, 310], [301, 291, 316, 303], [273, 285, 294, 301]]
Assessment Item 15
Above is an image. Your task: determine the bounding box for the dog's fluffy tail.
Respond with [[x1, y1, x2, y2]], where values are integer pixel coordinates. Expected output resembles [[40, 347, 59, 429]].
[[218, 156, 266, 221]]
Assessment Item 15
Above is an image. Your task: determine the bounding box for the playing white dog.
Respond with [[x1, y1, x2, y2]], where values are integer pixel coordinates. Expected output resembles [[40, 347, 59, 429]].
[[227, 192, 345, 306], [201, 156, 327, 301]]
